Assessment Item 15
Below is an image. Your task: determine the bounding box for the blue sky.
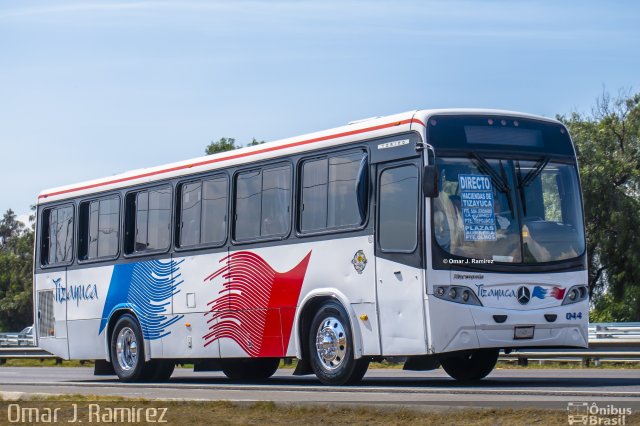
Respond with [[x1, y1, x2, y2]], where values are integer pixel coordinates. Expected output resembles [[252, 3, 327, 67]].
[[1, 0, 639, 221]]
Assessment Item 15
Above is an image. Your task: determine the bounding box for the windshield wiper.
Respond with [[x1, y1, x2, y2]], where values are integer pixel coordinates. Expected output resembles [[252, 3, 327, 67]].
[[469, 153, 514, 218], [516, 157, 550, 216]]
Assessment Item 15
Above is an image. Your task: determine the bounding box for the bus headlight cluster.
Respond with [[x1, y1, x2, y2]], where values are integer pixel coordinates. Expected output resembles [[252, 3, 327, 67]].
[[561, 285, 589, 305], [433, 285, 482, 306]]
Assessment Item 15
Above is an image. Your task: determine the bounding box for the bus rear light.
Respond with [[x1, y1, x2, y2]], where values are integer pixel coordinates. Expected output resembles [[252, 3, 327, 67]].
[[434, 285, 482, 306], [561, 285, 589, 305]]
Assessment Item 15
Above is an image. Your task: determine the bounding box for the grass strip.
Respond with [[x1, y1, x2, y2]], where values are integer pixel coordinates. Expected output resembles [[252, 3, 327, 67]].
[[2, 394, 626, 426]]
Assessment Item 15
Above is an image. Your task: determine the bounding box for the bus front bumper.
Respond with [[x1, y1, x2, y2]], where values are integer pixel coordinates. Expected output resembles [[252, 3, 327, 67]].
[[427, 297, 589, 354]]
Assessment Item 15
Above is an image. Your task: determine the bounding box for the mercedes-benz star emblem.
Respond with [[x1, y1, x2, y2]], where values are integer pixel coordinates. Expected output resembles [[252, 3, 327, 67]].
[[517, 286, 531, 305]]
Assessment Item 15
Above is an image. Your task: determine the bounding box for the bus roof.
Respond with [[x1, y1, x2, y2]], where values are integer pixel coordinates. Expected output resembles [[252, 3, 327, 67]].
[[37, 108, 560, 204]]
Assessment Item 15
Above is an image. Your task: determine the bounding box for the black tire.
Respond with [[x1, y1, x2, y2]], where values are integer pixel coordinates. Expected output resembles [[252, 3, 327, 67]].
[[439, 348, 499, 381], [221, 358, 280, 381], [142, 360, 175, 382], [308, 301, 369, 385], [109, 314, 166, 382]]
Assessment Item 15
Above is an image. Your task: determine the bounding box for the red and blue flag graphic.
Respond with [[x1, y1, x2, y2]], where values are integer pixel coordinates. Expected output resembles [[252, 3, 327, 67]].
[[532, 286, 566, 300]]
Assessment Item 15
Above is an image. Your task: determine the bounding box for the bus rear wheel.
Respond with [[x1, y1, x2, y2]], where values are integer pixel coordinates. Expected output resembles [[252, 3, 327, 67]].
[[221, 358, 280, 381], [439, 348, 499, 381], [109, 314, 173, 382], [309, 301, 369, 385]]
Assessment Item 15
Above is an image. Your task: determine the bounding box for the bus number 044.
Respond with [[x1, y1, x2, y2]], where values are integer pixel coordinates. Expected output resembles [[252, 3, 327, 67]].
[[566, 312, 583, 320]]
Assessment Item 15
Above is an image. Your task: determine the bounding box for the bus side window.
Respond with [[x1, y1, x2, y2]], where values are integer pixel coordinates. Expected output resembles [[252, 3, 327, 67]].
[[78, 196, 120, 261], [234, 164, 291, 241], [41, 205, 74, 266], [177, 175, 229, 248], [299, 150, 367, 233], [179, 181, 202, 247], [201, 176, 228, 245], [124, 186, 171, 254]]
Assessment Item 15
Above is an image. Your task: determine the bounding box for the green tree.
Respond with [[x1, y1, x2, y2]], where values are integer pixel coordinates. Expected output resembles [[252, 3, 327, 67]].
[[0, 208, 34, 331], [560, 91, 640, 321], [205, 137, 265, 154], [205, 137, 238, 154], [0, 209, 24, 246], [247, 138, 265, 147]]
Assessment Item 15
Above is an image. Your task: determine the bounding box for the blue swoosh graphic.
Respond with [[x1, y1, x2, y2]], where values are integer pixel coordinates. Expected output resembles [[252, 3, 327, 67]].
[[532, 286, 547, 299], [99, 259, 184, 340]]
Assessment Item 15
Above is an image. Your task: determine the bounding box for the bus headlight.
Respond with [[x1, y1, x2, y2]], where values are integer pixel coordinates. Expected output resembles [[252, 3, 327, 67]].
[[568, 289, 578, 301], [562, 285, 589, 305], [434, 285, 482, 306]]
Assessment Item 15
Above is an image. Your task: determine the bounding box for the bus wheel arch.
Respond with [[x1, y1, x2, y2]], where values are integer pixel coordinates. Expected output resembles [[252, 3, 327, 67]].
[[295, 294, 368, 384], [106, 311, 174, 382], [297, 293, 364, 360], [105, 309, 150, 362]]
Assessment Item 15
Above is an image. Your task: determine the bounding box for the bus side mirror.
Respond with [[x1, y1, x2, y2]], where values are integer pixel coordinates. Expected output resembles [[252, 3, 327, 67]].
[[423, 165, 439, 198]]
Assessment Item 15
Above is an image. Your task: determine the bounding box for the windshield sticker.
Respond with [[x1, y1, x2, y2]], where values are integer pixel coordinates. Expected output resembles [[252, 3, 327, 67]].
[[458, 174, 496, 241]]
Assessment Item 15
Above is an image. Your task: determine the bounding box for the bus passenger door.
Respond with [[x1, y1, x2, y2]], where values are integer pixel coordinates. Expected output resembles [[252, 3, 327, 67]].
[[375, 159, 427, 355]]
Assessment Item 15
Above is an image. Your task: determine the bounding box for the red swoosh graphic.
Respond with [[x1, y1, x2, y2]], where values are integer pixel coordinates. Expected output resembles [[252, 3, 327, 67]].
[[550, 287, 566, 300], [203, 251, 312, 357]]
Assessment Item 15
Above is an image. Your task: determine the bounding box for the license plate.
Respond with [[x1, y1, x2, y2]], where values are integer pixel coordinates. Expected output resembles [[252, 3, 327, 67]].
[[514, 326, 535, 340]]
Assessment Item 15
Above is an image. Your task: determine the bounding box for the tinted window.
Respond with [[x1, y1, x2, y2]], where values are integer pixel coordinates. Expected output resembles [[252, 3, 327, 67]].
[[235, 170, 261, 240], [300, 151, 366, 232], [427, 115, 574, 156], [180, 182, 202, 247], [79, 197, 119, 260], [42, 205, 74, 265], [234, 164, 291, 241], [379, 165, 418, 251], [147, 187, 171, 250], [301, 159, 328, 232], [97, 198, 120, 257], [88, 201, 99, 258], [179, 176, 228, 247], [126, 186, 171, 253], [328, 152, 363, 227], [135, 191, 148, 251], [261, 165, 291, 236], [202, 177, 228, 245]]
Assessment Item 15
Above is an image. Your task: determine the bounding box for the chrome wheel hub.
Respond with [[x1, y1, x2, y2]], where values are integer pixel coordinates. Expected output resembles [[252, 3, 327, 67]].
[[116, 327, 138, 371], [315, 316, 347, 370]]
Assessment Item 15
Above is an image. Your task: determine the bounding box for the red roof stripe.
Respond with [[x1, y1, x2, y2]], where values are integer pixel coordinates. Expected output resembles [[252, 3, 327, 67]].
[[39, 117, 425, 200]]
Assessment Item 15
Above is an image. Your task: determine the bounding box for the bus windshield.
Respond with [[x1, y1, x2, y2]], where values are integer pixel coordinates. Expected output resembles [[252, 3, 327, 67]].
[[433, 156, 585, 263]]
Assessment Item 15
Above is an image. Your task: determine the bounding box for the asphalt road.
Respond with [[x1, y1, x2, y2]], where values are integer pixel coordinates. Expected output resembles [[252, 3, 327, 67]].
[[1, 367, 640, 410]]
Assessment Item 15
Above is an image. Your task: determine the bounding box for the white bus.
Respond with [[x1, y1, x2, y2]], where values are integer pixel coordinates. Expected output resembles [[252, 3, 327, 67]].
[[33, 109, 588, 384]]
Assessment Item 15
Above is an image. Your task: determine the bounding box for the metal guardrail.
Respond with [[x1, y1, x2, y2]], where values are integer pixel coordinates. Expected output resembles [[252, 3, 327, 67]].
[[504, 322, 640, 365], [0, 346, 54, 359], [589, 322, 640, 339], [0, 336, 35, 347]]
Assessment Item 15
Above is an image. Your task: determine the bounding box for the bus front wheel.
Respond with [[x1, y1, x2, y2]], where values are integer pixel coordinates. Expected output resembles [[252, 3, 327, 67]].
[[308, 301, 369, 385], [439, 348, 499, 381]]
